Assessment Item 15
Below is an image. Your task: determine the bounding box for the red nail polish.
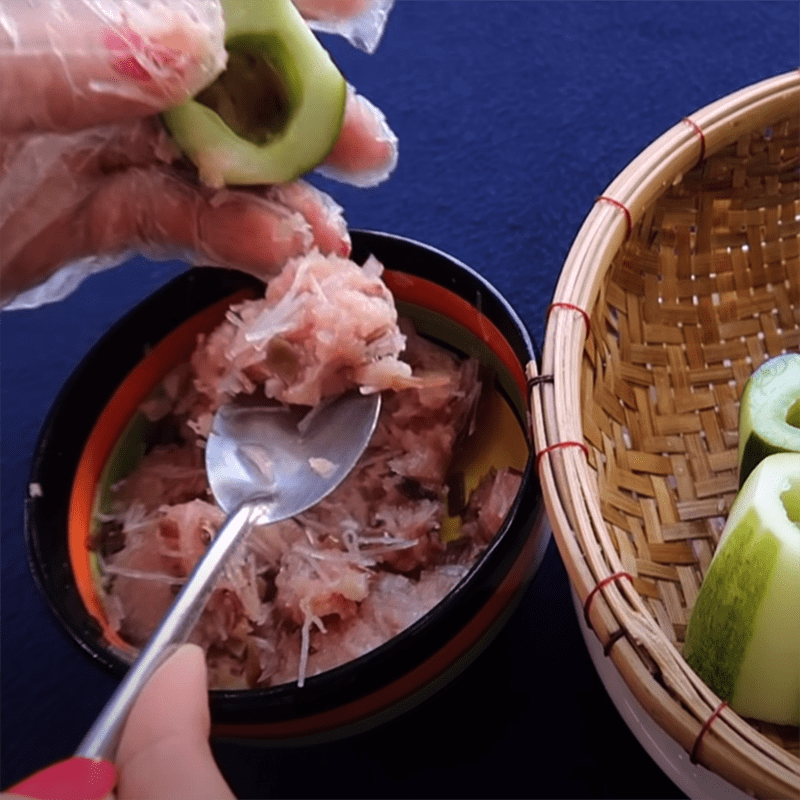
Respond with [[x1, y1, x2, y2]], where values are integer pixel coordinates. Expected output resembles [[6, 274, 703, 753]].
[[8, 756, 117, 800], [102, 28, 154, 83], [111, 56, 153, 82]]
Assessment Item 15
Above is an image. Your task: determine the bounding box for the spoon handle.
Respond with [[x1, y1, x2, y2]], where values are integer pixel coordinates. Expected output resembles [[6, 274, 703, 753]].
[[75, 501, 261, 761]]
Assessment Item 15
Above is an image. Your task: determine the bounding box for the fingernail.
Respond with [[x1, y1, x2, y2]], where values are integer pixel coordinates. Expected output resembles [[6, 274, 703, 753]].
[[317, 89, 399, 189], [103, 27, 185, 84], [8, 756, 117, 800], [356, 90, 398, 148], [103, 29, 153, 83]]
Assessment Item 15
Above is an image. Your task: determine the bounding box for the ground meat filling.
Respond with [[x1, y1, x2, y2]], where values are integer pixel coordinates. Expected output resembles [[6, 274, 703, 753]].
[[94, 251, 522, 688]]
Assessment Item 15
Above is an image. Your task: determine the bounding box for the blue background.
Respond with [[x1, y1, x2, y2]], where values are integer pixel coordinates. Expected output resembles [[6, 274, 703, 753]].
[[2, 2, 798, 797]]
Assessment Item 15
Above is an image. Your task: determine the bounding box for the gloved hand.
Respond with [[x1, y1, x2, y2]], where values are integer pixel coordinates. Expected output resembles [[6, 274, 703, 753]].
[[4, 645, 236, 800], [0, 0, 398, 309]]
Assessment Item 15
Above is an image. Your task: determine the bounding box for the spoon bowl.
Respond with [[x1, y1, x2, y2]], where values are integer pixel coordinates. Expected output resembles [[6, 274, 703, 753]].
[[75, 390, 381, 760], [206, 391, 382, 517]]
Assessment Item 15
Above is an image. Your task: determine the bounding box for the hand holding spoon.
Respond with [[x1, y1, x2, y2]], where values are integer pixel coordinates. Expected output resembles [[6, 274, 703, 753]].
[[75, 390, 381, 761]]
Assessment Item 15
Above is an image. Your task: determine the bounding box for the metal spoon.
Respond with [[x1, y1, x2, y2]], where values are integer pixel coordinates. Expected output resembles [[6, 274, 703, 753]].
[[76, 390, 381, 761]]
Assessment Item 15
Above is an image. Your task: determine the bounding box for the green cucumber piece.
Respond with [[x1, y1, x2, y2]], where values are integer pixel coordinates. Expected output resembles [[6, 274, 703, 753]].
[[683, 452, 800, 726], [162, 0, 346, 187], [738, 352, 800, 488]]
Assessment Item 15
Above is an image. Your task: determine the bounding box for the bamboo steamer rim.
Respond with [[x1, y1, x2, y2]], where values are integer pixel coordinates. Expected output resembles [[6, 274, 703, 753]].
[[531, 70, 800, 798]]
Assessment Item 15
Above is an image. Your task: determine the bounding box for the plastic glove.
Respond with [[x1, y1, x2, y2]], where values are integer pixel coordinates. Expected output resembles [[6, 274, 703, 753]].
[[0, 0, 398, 310], [0, 0, 227, 134], [4, 644, 235, 800], [297, 0, 395, 53]]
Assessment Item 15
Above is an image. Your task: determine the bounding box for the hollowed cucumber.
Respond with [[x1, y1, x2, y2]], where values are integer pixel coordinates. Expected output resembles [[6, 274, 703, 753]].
[[163, 0, 347, 187], [738, 352, 800, 488]]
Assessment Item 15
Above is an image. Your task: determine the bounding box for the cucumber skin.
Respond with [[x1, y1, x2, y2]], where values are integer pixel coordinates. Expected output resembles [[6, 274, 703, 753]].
[[684, 453, 800, 726], [683, 505, 777, 704]]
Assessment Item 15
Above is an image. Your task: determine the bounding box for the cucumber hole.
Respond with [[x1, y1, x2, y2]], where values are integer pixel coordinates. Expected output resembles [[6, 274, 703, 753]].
[[781, 477, 800, 531], [195, 34, 300, 146], [787, 398, 800, 430]]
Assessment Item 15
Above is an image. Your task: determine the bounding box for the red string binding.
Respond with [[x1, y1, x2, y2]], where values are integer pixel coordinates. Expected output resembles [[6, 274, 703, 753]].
[[603, 628, 626, 657], [582, 571, 634, 632], [535, 441, 589, 475], [682, 117, 707, 165], [596, 195, 633, 241], [547, 302, 591, 336], [690, 701, 729, 765]]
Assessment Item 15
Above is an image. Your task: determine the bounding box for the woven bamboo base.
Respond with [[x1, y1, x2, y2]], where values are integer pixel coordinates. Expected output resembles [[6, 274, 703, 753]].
[[532, 71, 800, 798]]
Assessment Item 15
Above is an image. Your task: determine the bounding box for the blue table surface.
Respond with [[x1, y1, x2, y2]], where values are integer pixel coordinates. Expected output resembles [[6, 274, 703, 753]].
[[2, 2, 798, 797]]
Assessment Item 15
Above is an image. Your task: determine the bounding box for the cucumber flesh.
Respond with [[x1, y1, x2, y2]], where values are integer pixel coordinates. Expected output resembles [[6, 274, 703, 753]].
[[737, 352, 800, 488], [162, 0, 346, 187], [683, 452, 800, 726]]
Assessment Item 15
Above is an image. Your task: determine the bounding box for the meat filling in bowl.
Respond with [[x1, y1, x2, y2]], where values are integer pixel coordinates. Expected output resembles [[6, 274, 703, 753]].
[[90, 251, 523, 689]]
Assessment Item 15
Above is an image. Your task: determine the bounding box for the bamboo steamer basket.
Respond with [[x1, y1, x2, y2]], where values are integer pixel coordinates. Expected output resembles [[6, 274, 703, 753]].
[[530, 70, 800, 798]]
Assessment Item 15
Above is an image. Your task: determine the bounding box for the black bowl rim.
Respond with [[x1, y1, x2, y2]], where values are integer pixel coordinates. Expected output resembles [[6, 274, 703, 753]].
[[25, 230, 542, 725]]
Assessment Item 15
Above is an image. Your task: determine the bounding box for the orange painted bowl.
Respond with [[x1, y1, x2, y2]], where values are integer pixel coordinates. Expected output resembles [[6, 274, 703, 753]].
[[25, 230, 550, 742]]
